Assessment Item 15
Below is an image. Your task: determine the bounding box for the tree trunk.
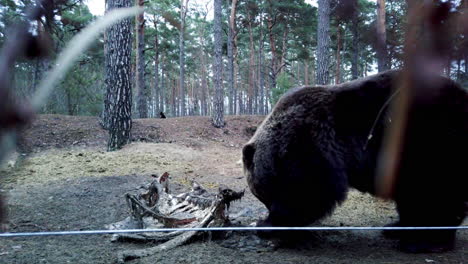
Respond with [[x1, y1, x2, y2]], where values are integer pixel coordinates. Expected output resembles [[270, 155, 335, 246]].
[[196, 12, 209, 116], [193, 80, 200, 115], [66, 88, 73, 116], [227, 1, 233, 115], [376, 0, 389, 72], [179, 0, 189, 116], [136, 0, 147, 118], [160, 56, 165, 114], [335, 24, 342, 84], [188, 79, 193, 115], [267, 12, 278, 94], [176, 79, 180, 116], [212, 0, 225, 127], [258, 14, 265, 115], [104, 0, 133, 151], [237, 88, 244, 115], [31, 22, 48, 96], [227, 0, 239, 115], [171, 78, 176, 116], [230, 2, 239, 114], [200, 49, 208, 116], [351, 1, 360, 80], [233, 34, 239, 115], [296, 62, 300, 84], [310, 60, 316, 85], [247, 17, 255, 115], [279, 24, 289, 74], [153, 19, 160, 116], [316, 0, 331, 85]]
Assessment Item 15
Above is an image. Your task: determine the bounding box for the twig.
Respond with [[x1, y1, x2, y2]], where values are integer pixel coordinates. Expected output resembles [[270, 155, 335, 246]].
[[111, 232, 179, 244]]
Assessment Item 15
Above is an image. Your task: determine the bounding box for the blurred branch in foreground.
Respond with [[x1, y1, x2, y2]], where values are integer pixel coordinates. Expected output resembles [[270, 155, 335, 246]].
[[376, 0, 467, 198]]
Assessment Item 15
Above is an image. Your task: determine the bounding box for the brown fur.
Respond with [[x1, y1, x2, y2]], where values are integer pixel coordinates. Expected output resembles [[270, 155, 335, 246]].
[[243, 70, 467, 252]]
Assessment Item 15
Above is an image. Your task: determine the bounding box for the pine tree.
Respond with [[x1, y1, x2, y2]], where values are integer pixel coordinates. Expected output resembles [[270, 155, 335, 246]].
[[316, 0, 331, 85], [104, 0, 133, 151], [212, 0, 225, 127], [136, 0, 148, 118], [227, 0, 239, 115], [179, 0, 189, 116], [376, 0, 389, 71]]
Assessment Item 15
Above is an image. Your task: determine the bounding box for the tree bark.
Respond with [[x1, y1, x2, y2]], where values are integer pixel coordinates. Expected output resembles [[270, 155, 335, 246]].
[[136, 0, 147, 118], [160, 55, 165, 114], [233, 30, 239, 115], [104, 0, 133, 151], [200, 48, 208, 116], [266, 5, 278, 95], [335, 24, 342, 84], [238, 89, 244, 115], [171, 78, 177, 116], [227, 0, 239, 115], [279, 23, 289, 75], [179, 0, 189, 116], [316, 0, 331, 85], [193, 79, 200, 115], [351, 2, 360, 80], [258, 13, 265, 115], [376, 0, 389, 72], [153, 18, 160, 116], [212, 0, 225, 127], [247, 16, 255, 115], [232, 11, 240, 116], [195, 10, 209, 116]]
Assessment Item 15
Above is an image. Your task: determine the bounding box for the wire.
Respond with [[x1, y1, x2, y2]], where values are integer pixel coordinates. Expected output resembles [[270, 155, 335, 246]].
[[363, 88, 400, 150], [1, 226, 467, 238]]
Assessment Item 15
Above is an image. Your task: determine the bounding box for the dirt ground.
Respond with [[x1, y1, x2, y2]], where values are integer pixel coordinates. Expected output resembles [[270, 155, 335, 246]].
[[0, 114, 466, 264]]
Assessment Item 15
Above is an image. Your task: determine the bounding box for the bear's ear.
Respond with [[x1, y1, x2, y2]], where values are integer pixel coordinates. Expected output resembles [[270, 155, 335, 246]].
[[242, 143, 256, 171]]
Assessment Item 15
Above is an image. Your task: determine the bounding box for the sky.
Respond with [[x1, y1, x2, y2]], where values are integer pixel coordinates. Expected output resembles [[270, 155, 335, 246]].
[[86, 0, 318, 16], [86, 0, 104, 16]]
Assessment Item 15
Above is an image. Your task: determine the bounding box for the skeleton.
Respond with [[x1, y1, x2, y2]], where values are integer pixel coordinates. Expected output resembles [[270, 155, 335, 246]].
[[107, 172, 244, 263]]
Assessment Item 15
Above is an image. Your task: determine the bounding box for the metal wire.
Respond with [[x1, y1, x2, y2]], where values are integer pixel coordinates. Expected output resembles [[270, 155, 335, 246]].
[[1, 226, 467, 238]]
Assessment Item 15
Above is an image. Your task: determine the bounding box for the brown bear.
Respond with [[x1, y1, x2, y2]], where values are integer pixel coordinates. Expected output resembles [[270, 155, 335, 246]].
[[242, 70, 467, 253]]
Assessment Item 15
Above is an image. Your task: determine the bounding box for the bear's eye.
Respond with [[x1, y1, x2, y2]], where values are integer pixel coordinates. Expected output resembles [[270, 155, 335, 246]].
[[242, 144, 256, 170]]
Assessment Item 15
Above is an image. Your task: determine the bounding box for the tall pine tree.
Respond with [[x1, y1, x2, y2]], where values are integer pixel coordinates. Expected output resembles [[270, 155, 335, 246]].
[[212, 0, 225, 127], [136, 0, 148, 118], [104, 0, 133, 151], [316, 0, 331, 85]]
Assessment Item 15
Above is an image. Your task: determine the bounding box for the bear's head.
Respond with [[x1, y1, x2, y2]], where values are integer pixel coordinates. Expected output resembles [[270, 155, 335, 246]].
[[242, 86, 349, 227]]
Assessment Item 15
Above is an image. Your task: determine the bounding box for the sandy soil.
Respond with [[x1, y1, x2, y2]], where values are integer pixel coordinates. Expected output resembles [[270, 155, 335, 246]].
[[0, 114, 466, 264]]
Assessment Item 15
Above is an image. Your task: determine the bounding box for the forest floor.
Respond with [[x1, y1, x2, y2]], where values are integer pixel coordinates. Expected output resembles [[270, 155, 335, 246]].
[[0, 114, 466, 264]]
